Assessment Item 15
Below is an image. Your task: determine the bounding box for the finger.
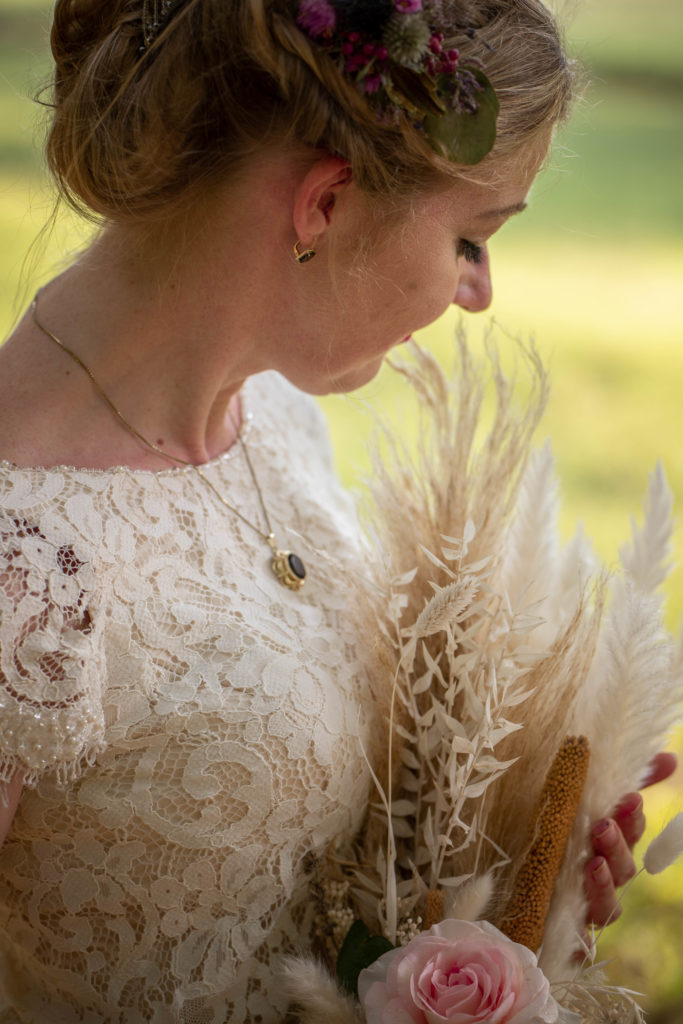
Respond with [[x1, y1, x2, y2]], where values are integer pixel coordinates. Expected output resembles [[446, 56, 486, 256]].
[[571, 930, 594, 965], [640, 751, 678, 789], [591, 818, 637, 888], [613, 792, 646, 848], [584, 855, 622, 927]]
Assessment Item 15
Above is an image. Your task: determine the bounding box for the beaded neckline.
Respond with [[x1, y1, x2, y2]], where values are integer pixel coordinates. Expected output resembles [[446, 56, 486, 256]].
[[0, 386, 255, 479]]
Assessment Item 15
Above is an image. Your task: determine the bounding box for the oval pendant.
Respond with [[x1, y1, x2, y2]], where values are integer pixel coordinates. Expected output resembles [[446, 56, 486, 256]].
[[271, 550, 306, 591]]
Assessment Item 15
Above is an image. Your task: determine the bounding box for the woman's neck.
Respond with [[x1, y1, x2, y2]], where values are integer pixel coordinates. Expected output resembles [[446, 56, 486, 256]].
[[0, 151, 337, 471], [8, 216, 284, 469]]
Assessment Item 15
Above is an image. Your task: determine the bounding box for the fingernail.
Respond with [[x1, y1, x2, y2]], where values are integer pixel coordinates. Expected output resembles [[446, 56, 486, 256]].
[[592, 819, 612, 840], [591, 858, 610, 882], [621, 793, 643, 817]]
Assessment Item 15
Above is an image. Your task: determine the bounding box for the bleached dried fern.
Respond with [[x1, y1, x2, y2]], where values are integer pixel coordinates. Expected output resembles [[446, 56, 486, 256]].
[[350, 334, 603, 941]]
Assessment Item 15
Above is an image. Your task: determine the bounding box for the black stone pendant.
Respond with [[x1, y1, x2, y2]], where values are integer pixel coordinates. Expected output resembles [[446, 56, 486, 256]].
[[271, 549, 307, 591]]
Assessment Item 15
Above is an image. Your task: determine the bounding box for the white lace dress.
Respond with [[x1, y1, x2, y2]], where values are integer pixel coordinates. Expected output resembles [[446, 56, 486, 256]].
[[0, 372, 378, 1023]]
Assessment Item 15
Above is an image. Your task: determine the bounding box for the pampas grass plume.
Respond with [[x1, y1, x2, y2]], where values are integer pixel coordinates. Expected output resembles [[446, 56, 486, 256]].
[[643, 813, 683, 874]]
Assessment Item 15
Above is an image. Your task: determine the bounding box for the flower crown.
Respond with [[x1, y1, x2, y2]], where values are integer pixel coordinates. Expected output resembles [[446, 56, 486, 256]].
[[141, 0, 499, 166], [296, 0, 499, 165]]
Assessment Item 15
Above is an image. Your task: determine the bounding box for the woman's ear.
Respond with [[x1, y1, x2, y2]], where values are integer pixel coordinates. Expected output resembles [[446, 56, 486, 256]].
[[292, 156, 353, 246]]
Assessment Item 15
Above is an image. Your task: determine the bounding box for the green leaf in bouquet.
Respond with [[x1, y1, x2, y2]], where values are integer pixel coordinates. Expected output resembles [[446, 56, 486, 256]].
[[336, 919, 394, 997], [424, 67, 499, 165]]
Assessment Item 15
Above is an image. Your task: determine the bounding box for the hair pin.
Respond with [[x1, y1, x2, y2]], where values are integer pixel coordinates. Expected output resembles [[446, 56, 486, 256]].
[[141, 0, 187, 52]]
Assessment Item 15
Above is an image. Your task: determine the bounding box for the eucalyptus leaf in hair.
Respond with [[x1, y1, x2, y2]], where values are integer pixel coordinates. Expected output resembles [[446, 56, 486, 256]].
[[425, 66, 498, 164]]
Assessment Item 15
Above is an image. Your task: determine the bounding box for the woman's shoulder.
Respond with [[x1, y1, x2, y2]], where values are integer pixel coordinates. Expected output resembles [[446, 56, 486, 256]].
[[0, 458, 121, 527], [0, 485, 107, 790]]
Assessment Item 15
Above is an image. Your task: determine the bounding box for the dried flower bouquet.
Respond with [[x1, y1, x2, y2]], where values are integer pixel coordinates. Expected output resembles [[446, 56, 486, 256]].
[[283, 331, 683, 1024]]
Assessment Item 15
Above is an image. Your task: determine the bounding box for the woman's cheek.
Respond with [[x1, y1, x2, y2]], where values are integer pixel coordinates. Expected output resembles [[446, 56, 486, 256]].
[[416, 279, 461, 330]]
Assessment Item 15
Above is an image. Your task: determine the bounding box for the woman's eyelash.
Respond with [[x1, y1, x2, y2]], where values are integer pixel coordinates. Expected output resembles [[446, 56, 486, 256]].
[[458, 239, 485, 265]]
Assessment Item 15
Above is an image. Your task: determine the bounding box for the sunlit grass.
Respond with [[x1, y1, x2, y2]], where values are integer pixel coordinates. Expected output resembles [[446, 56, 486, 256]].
[[0, 171, 93, 331]]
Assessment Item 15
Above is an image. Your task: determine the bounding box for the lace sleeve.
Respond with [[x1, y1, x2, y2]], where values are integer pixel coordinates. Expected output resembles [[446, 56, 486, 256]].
[[0, 515, 106, 788]]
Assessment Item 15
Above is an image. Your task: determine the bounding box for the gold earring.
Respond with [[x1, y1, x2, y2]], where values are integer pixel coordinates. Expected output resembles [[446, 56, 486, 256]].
[[293, 240, 317, 264]]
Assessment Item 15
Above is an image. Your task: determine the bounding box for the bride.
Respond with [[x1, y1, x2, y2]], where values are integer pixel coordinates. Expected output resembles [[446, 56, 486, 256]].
[[0, 0, 675, 1020]]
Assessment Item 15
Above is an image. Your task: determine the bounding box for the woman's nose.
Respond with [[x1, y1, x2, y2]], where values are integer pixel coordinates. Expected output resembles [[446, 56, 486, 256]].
[[453, 245, 493, 312]]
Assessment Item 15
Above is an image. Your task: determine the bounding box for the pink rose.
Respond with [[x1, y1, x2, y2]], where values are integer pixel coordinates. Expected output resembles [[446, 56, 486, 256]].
[[358, 919, 560, 1024]]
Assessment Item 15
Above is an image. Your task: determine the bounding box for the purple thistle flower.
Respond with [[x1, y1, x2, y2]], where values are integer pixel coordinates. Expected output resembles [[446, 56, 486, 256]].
[[394, 0, 423, 11], [297, 0, 337, 39]]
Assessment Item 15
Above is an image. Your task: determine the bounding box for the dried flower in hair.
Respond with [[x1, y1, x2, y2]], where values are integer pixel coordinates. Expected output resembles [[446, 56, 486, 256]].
[[295, 0, 499, 164], [297, 0, 337, 39], [383, 13, 432, 65], [364, 73, 384, 95]]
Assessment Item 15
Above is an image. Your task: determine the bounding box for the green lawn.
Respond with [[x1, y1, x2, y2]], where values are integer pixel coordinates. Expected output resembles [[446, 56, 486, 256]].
[[1, 1, 683, 1015], [568, 0, 683, 82]]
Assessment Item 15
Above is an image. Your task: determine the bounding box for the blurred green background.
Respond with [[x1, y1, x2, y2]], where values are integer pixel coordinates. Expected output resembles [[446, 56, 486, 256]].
[[1, 0, 682, 1017]]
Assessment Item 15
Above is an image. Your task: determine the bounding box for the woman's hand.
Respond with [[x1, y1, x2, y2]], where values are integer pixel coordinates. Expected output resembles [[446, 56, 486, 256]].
[[584, 751, 678, 926]]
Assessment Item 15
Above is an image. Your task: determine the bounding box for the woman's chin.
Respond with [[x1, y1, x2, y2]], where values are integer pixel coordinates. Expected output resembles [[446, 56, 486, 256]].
[[322, 356, 389, 395], [329, 338, 416, 393], [290, 335, 415, 396]]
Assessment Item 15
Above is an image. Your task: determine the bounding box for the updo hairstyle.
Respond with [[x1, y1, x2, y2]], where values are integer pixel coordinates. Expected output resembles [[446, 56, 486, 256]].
[[47, 0, 575, 225]]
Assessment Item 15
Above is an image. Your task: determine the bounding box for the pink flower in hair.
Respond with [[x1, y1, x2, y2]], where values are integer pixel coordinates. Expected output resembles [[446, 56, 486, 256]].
[[395, 0, 423, 12], [297, 0, 337, 39], [364, 73, 383, 94]]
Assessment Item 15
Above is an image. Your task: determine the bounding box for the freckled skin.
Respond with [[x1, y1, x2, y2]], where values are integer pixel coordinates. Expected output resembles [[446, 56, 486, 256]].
[[282, 161, 540, 396]]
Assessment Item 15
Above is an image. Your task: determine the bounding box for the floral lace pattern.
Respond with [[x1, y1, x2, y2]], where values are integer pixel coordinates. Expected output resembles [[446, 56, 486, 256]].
[[0, 373, 377, 1023]]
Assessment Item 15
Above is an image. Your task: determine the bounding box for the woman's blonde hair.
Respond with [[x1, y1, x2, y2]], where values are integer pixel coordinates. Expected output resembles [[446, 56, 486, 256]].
[[47, 0, 575, 224]]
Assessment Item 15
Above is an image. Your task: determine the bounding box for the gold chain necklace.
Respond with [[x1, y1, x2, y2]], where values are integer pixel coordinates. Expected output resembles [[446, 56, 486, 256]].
[[31, 295, 307, 591]]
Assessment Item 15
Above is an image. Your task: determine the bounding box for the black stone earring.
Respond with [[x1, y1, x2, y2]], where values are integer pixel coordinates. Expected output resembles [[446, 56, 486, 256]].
[[293, 241, 317, 264]]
